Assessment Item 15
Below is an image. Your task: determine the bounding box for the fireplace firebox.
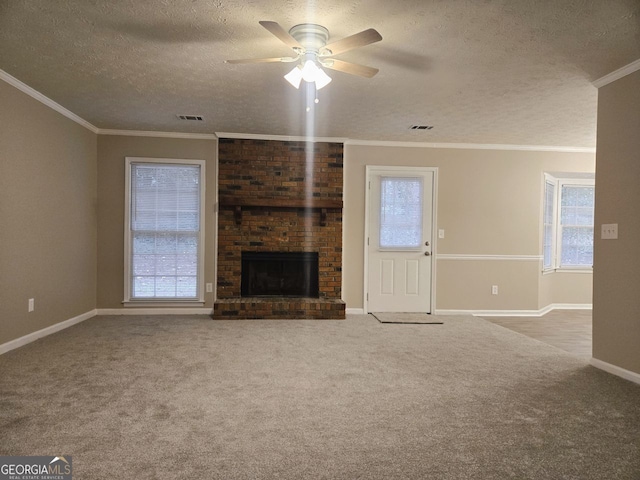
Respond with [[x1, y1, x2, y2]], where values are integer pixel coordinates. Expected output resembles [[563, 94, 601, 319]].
[[241, 252, 319, 298]]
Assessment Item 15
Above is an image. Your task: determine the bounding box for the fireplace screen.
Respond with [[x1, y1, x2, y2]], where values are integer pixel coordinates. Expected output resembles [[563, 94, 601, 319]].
[[241, 252, 319, 298]]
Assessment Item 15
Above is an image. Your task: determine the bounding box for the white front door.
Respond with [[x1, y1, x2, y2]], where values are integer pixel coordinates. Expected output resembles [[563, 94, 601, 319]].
[[366, 167, 435, 313]]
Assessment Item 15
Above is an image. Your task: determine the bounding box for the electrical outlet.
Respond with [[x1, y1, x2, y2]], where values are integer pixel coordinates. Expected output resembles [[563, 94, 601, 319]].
[[491, 285, 498, 295], [28, 298, 35, 312], [206, 283, 213, 293]]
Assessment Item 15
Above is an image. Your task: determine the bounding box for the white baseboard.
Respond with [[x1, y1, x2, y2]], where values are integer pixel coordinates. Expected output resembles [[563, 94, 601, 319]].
[[346, 308, 365, 315], [542, 303, 592, 312], [590, 358, 640, 385], [0, 309, 97, 355], [436, 309, 542, 316], [97, 307, 213, 315], [436, 303, 592, 317]]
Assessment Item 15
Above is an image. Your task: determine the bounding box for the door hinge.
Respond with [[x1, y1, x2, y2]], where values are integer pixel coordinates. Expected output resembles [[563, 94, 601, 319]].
[[367, 237, 370, 246], [366, 293, 369, 301]]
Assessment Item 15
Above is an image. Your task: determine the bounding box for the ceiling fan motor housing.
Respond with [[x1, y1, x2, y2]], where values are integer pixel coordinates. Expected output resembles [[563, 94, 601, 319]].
[[288, 24, 330, 54]]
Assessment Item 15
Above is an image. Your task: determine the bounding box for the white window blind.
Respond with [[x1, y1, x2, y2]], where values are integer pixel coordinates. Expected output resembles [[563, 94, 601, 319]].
[[379, 177, 423, 249], [559, 184, 594, 267], [127, 161, 203, 300]]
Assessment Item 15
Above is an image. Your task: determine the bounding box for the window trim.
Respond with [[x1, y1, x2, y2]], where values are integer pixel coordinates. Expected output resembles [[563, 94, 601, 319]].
[[542, 173, 594, 273], [542, 173, 557, 271], [123, 157, 206, 305]]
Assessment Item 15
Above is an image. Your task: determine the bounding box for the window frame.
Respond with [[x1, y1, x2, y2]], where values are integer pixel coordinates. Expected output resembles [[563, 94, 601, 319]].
[[123, 157, 206, 306], [542, 173, 594, 273], [542, 174, 557, 271]]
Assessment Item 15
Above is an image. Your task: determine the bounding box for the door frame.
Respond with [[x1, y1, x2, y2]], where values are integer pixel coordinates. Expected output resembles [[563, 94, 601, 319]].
[[363, 165, 439, 313]]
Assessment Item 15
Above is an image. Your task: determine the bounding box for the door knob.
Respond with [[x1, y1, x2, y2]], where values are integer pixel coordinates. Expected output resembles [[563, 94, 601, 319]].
[[425, 241, 430, 246], [424, 251, 431, 256]]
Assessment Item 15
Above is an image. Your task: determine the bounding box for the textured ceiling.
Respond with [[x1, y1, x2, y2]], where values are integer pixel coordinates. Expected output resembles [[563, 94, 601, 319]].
[[1, 0, 639, 147]]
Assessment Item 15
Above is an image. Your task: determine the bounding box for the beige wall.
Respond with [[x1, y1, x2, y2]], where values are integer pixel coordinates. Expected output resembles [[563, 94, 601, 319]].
[[343, 144, 594, 312], [538, 272, 593, 309], [97, 135, 217, 309], [593, 69, 640, 375], [0, 80, 97, 345], [0, 73, 602, 347]]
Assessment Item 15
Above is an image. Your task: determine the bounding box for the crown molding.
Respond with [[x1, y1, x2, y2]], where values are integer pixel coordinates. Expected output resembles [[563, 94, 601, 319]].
[[1, 69, 215, 140], [1, 67, 602, 151], [1, 69, 99, 133], [215, 132, 348, 143], [344, 139, 595, 153], [98, 129, 218, 140], [593, 58, 640, 89]]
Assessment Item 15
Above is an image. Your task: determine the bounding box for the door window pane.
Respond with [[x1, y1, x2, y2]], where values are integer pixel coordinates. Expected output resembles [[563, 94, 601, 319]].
[[379, 177, 423, 248]]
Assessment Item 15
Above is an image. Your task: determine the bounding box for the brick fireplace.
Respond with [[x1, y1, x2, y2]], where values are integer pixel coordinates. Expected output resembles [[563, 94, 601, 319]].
[[213, 138, 345, 319]]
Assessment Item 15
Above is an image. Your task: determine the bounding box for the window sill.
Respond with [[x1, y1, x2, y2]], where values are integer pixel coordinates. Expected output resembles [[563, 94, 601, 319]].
[[542, 268, 593, 275]]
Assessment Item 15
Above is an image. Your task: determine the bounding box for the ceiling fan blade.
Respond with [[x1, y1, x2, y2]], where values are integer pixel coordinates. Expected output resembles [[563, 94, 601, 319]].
[[322, 28, 382, 56], [225, 57, 296, 64], [259, 21, 303, 50], [322, 59, 379, 78]]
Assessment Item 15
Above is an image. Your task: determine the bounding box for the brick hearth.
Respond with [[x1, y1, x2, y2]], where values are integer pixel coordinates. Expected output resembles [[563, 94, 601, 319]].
[[213, 138, 345, 319]]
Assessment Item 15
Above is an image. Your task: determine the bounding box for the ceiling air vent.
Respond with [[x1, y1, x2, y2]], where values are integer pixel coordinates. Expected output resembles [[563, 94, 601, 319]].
[[410, 125, 433, 130], [177, 114, 204, 121]]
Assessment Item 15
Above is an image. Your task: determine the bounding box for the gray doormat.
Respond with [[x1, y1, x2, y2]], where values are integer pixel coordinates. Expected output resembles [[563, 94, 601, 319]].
[[371, 313, 444, 324]]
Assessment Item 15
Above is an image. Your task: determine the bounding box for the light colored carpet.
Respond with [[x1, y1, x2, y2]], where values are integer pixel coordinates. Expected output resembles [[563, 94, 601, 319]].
[[1, 314, 639, 479], [371, 312, 449, 324]]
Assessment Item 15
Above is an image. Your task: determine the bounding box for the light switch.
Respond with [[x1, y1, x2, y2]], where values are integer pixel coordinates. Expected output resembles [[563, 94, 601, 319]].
[[438, 229, 445, 239], [601, 223, 618, 240]]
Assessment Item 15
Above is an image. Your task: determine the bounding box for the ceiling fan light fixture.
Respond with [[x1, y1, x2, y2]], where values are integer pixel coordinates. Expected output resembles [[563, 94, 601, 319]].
[[286, 60, 332, 90], [284, 65, 303, 89], [300, 60, 321, 82], [313, 67, 332, 90]]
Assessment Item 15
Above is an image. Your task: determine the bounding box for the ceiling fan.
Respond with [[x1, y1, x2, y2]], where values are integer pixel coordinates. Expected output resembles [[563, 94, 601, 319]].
[[226, 21, 382, 90]]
